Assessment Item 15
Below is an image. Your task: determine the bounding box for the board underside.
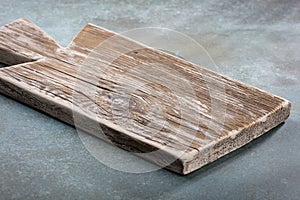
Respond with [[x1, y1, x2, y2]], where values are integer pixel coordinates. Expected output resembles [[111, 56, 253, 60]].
[[0, 19, 291, 174]]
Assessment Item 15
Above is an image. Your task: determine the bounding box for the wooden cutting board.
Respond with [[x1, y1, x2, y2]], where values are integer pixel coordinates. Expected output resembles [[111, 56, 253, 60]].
[[0, 19, 291, 174]]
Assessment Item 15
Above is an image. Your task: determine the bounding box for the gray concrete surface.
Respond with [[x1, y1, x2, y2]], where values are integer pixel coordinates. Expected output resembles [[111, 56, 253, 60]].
[[0, 0, 299, 199]]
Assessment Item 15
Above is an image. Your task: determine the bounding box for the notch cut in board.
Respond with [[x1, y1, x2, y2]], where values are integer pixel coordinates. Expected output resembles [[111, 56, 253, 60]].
[[0, 19, 291, 175]]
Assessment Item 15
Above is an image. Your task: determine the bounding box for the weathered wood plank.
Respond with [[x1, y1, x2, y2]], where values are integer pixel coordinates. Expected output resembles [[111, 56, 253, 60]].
[[0, 19, 291, 174]]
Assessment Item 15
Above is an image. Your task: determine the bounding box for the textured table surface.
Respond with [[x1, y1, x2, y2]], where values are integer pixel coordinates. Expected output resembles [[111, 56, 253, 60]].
[[0, 0, 299, 199]]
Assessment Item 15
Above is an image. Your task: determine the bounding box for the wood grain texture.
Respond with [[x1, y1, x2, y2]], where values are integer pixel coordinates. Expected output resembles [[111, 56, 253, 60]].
[[0, 19, 291, 174]]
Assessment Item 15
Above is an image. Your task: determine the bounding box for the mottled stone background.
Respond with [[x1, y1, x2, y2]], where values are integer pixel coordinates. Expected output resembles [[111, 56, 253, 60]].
[[0, 0, 299, 199]]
